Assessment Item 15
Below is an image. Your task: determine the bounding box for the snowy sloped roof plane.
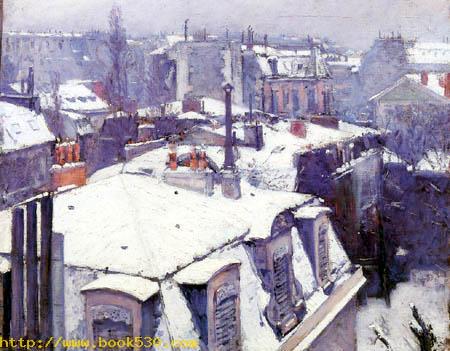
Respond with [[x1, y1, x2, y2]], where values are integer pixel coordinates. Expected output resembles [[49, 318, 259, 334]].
[[52, 173, 311, 280], [369, 76, 450, 104], [0, 101, 54, 152]]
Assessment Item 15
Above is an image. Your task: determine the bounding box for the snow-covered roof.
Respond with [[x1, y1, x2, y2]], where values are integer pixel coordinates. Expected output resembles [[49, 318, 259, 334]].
[[81, 274, 159, 302], [406, 73, 449, 98], [245, 45, 311, 58], [0, 101, 54, 152], [369, 76, 450, 104], [164, 97, 249, 117], [40, 80, 109, 113], [174, 258, 240, 285], [7, 31, 84, 38], [248, 44, 329, 79], [407, 42, 450, 65], [51, 174, 311, 279], [177, 111, 207, 120], [0, 257, 10, 274]]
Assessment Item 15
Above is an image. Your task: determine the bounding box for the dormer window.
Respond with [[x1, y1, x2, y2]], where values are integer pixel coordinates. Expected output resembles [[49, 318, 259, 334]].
[[175, 259, 241, 351], [81, 274, 160, 348], [248, 213, 306, 336], [295, 206, 334, 294]]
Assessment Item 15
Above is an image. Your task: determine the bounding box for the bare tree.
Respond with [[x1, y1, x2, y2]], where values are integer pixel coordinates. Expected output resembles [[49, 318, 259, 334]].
[[409, 304, 438, 351], [379, 103, 450, 172], [104, 6, 129, 112], [47, 71, 62, 138]]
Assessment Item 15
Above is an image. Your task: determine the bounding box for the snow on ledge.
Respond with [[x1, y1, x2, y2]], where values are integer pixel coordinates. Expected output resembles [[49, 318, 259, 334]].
[[174, 258, 240, 285], [80, 274, 159, 302], [294, 206, 332, 220]]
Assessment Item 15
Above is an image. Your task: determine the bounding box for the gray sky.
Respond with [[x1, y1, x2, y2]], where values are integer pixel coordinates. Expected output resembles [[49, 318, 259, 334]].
[[5, 0, 450, 49]]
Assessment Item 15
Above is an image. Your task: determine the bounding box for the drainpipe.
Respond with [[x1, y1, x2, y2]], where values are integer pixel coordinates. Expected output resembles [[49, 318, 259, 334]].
[[51, 233, 65, 351], [26, 202, 39, 339], [11, 207, 25, 341]]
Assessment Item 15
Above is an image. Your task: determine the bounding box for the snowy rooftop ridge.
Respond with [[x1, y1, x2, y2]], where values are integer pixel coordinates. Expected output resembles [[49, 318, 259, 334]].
[[40, 80, 109, 113]]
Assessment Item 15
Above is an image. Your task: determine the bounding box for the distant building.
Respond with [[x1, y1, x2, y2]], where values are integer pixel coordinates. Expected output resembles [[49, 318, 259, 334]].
[[359, 36, 450, 103], [243, 44, 332, 117], [369, 74, 450, 130], [0, 101, 54, 208], [165, 39, 244, 105]]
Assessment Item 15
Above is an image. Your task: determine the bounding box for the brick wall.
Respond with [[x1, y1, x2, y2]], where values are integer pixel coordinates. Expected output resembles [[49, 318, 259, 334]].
[[51, 164, 87, 190]]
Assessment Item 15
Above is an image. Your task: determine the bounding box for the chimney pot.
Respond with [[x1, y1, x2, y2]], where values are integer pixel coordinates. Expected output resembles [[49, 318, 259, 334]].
[[420, 71, 428, 86]]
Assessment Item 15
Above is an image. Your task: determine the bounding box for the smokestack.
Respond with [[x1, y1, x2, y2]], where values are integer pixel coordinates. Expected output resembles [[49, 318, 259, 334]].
[[221, 83, 241, 199], [223, 83, 235, 169], [184, 19, 189, 42], [0, 0, 3, 88], [27, 67, 34, 96]]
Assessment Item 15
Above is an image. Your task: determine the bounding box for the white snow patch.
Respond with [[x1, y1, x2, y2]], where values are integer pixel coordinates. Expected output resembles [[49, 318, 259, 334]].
[[81, 274, 159, 302], [0, 102, 54, 152]]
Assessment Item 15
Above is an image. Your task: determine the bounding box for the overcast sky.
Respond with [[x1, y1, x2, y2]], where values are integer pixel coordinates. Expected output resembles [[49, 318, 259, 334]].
[[5, 0, 450, 49]]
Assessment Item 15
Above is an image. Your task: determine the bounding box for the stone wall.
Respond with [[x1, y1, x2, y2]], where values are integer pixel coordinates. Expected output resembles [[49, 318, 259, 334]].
[[308, 297, 357, 351], [167, 41, 243, 104]]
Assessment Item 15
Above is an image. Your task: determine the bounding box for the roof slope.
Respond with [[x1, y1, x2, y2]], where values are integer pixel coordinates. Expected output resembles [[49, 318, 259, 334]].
[[0, 101, 54, 152], [369, 76, 450, 104], [52, 174, 311, 279]]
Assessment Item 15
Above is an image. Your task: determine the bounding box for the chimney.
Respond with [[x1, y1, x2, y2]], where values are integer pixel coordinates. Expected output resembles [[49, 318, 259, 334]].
[[168, 142, 177, 170], [268, 57, 278, 76], [221, 83, 241, 200], [223, 83, 235, 170], [420, 71, 428, 86], [311, 46, 320, 77], [264, 34, 268, 48], [0, 0, 3, 87], [27, 67, 34, 96], [184, 19, 189, 42]]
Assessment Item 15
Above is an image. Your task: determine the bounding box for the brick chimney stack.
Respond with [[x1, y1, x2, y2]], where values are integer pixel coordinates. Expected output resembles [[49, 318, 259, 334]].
[[421, 71, 428, 86]]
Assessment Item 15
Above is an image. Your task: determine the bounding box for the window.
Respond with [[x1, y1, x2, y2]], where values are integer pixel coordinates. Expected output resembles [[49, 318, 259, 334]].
[[10, 123, 22, 134], [28, 120, 40, 131], [317, 224, 329, 285], [292, 90, 300, 112], [214, 283, 239, 350], [307, 87, 316, 112], [271, 89, 278, 114], [272, 246, 292, 320], [82, 276, 160, 351], [177, 260, 241, 351], [282, 90, 289, 111], [91, 305, 133, 351]]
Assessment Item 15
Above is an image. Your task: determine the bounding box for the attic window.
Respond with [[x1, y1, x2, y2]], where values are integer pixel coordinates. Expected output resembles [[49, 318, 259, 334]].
[[10, 123, 21, 134], [297, 64, 303, 70], [28, 120, 40, 131], [175, 259, 241, 350]]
